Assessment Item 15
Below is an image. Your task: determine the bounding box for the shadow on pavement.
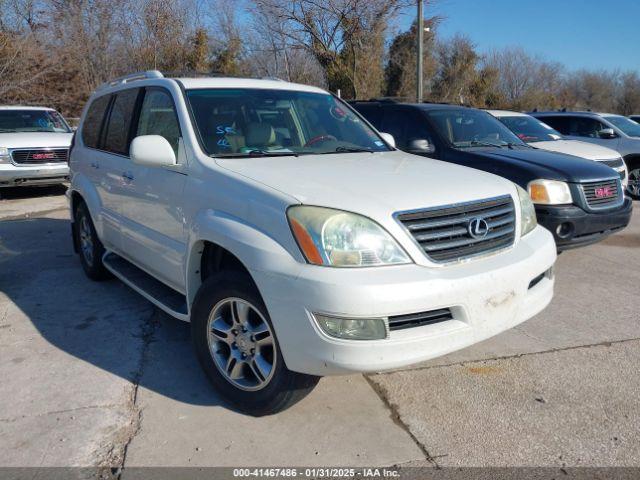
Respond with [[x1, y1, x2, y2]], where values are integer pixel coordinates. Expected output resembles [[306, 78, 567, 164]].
[[0, 215, 229, 409], [0, 184, 68, 200]]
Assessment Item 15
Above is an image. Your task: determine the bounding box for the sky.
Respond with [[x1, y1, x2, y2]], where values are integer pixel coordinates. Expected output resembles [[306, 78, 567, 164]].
[[398, 0, 640, 72]]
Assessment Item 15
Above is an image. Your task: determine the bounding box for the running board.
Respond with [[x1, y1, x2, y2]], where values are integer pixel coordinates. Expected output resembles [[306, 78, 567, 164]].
[[103, 252, 189, 321]]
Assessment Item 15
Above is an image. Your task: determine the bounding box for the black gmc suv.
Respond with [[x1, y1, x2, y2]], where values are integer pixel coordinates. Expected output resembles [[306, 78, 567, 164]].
[[351, 101, 633, 250]]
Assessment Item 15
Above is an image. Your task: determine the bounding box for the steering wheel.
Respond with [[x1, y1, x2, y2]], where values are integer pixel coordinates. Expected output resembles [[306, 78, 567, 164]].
[[304, 134, 337, 147]]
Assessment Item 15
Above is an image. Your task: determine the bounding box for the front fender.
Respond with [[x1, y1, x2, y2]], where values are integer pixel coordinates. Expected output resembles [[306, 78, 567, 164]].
[[185, 209, 302, 307]]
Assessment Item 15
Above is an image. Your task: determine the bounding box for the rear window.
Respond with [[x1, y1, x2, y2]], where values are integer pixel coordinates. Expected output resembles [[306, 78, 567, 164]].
[[103, 89, 140, 155], [82, 96, 111, 149]]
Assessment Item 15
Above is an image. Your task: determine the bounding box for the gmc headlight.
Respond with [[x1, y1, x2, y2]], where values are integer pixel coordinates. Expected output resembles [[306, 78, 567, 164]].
[[516, 185, 537, 237], [0, 147, 9, 163], [287, 206, 411, 267], [527, 179, 572, 205]]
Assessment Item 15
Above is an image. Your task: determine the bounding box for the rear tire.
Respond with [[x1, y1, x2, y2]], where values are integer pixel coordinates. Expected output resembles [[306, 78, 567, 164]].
[[74, 202, 111, 281], [191, 271, 319, 416]]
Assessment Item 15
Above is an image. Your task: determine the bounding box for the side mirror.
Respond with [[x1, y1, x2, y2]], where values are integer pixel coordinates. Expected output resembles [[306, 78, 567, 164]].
[[379, 132, 396, 148], [408, 138, 436, 155], [598, 128, 617, 139], [130, 135, 176, 167]]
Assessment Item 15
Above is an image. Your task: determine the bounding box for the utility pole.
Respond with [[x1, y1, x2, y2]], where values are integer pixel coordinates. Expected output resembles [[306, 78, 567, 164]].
[[416, 0, 424, 103]]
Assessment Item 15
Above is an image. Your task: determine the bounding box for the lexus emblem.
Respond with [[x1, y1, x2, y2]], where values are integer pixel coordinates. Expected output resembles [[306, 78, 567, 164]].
[[468, 218, 489, 239]]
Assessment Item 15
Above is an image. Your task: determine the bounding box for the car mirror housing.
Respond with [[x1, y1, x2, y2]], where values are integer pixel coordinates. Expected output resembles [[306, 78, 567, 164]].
[[408, 138, 436, 155], [598, 128, 617, 139], [130, 135, 177, 167], [379, 132, 396, 148]]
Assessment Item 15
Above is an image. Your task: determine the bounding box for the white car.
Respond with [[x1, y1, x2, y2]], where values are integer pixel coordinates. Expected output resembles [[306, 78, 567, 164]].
[[488, 110, 628, 188], [0, 106, 73, 187], [69, 71, 556, 415]]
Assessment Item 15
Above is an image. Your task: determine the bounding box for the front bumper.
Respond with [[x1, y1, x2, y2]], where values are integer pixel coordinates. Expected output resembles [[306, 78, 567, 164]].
[[536, 198, 633, 251], [251, 226, 556, 376], [0, 162, 69, 186]]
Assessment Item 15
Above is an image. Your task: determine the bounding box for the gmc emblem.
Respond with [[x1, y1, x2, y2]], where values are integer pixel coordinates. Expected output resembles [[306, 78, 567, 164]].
[[32, 152, 56, 160], [594, 186, 614, 198]]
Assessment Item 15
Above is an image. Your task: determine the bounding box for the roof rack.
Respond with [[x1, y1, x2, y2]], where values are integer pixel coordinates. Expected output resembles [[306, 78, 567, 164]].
[[97, 70, 164, 91], [162, 71, 287, 82]]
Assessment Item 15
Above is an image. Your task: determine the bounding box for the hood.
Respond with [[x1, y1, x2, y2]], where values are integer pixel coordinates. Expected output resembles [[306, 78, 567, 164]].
[[0, 132, 73, 149], [531, 139, 621, 161], [216, 151, 517, 219], [468, 146, 619, 183]]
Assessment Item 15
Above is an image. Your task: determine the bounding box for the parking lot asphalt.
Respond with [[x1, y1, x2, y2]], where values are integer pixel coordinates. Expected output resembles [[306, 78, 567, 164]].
[[0, 189, 638, 469]]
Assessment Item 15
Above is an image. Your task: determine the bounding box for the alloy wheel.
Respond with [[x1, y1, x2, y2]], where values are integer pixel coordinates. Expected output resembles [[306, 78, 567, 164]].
[[79, 215, 94, 266], [207, 297, 276, 391], [627, 168, 640, 198]]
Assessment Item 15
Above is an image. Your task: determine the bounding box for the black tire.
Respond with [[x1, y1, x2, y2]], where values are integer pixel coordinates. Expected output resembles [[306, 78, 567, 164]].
[[74, 201, 111, 281], [191, 271, 319, 416], [625, 158, 640, 200]]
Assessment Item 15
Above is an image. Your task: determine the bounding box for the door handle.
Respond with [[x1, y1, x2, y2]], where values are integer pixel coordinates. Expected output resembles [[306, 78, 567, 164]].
[[122, 171, 134, 181], [90, 161, 99, 169]]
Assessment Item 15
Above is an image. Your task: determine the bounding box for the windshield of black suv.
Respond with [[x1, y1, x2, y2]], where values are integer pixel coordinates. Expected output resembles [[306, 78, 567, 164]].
[[186, 88, 391, 157], [425, 108, 526, 148], [604, 115, 640, 137], [497, 115, 563, 143], [0, 109, 71, 133]]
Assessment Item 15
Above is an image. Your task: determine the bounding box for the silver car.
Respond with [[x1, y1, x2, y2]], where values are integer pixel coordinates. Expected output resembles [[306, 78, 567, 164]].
[[531, 111, 640, 199]]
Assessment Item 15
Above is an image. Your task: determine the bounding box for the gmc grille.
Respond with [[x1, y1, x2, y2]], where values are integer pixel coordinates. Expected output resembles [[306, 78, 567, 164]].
[[11, 148, 68, 164], [580, 179, 621, 209], [396, 195, 516, 263]]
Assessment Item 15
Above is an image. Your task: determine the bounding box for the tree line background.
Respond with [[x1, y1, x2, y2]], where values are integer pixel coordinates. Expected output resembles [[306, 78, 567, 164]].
[[2, 0, 639, 118]]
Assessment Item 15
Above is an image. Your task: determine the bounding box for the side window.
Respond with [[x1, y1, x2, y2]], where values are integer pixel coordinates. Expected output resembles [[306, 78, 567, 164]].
[[354, 105, 382, 130], [136, 89, 181, 156], [81, 95, 110, 149], [569, 117, 604, 138], [539, 116, 569, 135], [382, 109, 431, 150], [103, 88, 140, 155]]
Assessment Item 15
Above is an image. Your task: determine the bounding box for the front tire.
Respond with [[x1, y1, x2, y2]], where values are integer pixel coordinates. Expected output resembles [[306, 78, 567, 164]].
[[74, 202, 111, 281], [191, 272, 319, 416], [626, 162, 640, 200]]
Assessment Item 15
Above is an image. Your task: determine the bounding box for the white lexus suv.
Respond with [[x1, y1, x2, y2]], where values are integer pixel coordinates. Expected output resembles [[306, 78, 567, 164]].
[[0, 106, 73, 188], [68, 71, 556, 415]]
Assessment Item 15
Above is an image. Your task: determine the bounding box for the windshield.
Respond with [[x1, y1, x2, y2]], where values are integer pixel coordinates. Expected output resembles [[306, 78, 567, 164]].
[[0, 109, 71, 133], [498, 115, 562, 143], [185, 88, 390, 157], [604, 115, 640, 137], [425, 109, 526, 148]]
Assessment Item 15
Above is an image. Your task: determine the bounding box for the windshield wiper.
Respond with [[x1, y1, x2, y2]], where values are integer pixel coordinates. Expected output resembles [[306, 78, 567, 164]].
[[469, 140, 505, 148], [216, 150, 300, 158], [334, 146, 373, 153]]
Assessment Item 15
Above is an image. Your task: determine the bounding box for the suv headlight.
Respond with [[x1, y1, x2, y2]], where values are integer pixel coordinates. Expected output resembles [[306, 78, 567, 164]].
[[287, 206, 411, 267], [516, 185, 537, 237], [527, 179, 572, 205], [0, 147, 9, 163]]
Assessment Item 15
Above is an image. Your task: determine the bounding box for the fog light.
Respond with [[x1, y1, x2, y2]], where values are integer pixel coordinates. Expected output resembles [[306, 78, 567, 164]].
[[314, 313, 388, 340], [555, 222, 573, 239]]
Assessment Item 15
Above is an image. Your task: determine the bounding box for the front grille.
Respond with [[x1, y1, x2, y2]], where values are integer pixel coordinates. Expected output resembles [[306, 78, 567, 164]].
[[580, 178, 621, 209], [396, 195, 516, 263], [388, 308, 453, 331], [598, 158, 625, 169], [11, 148, 68, 164]]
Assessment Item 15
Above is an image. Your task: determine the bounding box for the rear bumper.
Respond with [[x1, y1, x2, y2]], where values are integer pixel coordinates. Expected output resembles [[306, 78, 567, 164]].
[[0, 163, 69, 186], [536, 198, 633, 250]]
